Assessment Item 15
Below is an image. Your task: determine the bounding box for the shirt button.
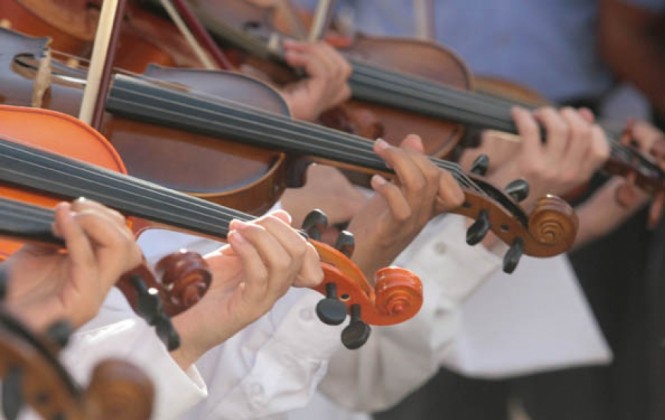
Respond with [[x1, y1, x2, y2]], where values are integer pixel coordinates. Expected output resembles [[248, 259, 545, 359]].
[[300, 308, 314, 321], [434, 242, 447, 254]]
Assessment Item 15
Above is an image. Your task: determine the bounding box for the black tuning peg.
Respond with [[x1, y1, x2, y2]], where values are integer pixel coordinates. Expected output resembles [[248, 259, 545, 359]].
[[153, 314, 181, 351], [341, 304, 371, 350], [505, 179, 530, 202], [503, 238, 524, 273], [470, 154, 490, 176], [334, 231, 355, 258], [316, 283, 347, 326], [45, 320, 73, 349], [131, 275, 161, 324], [0, 266, 7, 302], [466, 210, 491, 245], [302, 209, 329, 241], [2, 366, 23, 420]]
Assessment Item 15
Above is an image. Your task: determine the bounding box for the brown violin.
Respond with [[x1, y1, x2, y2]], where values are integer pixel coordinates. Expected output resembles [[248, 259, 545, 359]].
[[188, 0, 665, 196], [0, 104, 422, 349], [0, 268, 154, 420], [0, 28, 578, 273]]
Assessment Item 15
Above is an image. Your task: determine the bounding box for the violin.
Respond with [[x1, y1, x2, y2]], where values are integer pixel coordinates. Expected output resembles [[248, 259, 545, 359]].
[[188, 0, 665, 196], [0, 194, 211, 351], [0, 0, 209, 72], [0, 268, 154, 420], [0, 28, 577, 272], [0, 103, 422, 349]]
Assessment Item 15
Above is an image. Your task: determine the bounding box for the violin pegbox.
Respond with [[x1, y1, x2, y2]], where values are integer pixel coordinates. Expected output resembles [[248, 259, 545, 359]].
[[303, 210, 423, 349]]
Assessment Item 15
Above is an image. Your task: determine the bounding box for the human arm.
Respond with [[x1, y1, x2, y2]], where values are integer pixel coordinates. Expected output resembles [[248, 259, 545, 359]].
[[599, 0, 665, 117], [169, 210, 323, 369]]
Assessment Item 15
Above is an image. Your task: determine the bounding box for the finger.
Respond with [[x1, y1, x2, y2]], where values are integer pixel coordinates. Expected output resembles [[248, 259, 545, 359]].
[[649, 192, 665, 229], [74, 209, 141, 273], [373, 138, 428, 204], [559, 108, 591, 170], [252, 213, 322, 288], [230, 220, 295, 298], [227, 230, 269, 303], [534, 107, 569, 159], [371, 174, 412, 221], [400, 134, 425, 153], [578, 107, 596, 124], [54, 202, 96, 270], [511, 106, 542, 158], [70, 197, 124, 226], [436, 171, 465, 213], [293, 243, 323, 288]]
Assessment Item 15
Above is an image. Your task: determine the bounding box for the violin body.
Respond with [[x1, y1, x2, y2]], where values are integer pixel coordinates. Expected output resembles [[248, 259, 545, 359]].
[[186, 0, 472, 158], [0, 303, 154, 419], [1, 28, 291, 214], [0, 0, 204, 72]]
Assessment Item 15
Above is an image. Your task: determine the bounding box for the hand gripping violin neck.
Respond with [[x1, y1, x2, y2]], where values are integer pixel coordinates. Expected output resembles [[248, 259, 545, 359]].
[[0, 104, 423, 349]]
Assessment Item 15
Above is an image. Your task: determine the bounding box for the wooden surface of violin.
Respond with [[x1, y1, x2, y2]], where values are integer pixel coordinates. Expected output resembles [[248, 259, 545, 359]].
[[0, 0, 206, 72], [0, 28, 579, 273], [0, 278, 154, 419], [175, 0, 472, 158], [0, 103, 423, 348]]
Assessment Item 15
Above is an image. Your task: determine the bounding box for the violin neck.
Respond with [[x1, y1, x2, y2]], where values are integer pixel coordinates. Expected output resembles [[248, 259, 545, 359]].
[[0, 137, 249, 239], [0, 198, 62, 246], [107, 75, 477, 190]]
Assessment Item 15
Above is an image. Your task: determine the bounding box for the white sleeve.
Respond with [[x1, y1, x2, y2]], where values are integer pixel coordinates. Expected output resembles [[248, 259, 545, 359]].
[[183, 288, 345, 419], [60, 289, 208, 420], [317, 215, 503, 412]]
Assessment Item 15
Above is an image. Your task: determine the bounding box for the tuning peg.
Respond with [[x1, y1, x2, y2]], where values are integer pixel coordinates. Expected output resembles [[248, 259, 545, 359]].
[[503, 238, 524, 273], [341, 304, 371, 350], [316, 283, 347, 326], [2, 367, 23, 420], [45, 320, 73, 349], [153, 314, 181, 351], [505, 179, 530, 202], [302, 209, 329, 241], [466, 210, 491, 245], [0, 266, 7, 302], [334, 231, 355, 258], [470, 154, 490, 176], [131, 274, 161, 324]]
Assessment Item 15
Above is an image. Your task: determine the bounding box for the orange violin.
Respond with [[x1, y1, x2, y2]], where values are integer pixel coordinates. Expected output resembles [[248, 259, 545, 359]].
[[0, 104, 422, 349]]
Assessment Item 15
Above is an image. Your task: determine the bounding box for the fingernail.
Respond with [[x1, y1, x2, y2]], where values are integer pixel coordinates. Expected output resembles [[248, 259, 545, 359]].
[[229, 230, 246, 244], [230, 219, 249, 231], [371, 174, 387, 186], [375, 138, 389, 150]]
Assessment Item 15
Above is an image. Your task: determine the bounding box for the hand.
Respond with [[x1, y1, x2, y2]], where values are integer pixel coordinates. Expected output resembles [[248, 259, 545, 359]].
[[614, 120, 665, 228], [4, 199, 141, 330], [280, 39, 352, 121], [170, 210, 323, 368], [280, 164, 366, 228], [347, 135, 464, 277], [465, 106, 610, 210]]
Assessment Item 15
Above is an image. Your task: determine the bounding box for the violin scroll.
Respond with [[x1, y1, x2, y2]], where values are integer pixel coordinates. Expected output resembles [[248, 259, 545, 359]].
[[527, 194, 579, 250], [155, 250, 212, 311], [84, 359, 155, 420]]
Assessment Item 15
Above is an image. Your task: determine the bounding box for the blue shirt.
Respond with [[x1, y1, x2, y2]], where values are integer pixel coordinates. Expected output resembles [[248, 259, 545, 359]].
[[296, 0, 614, 103]]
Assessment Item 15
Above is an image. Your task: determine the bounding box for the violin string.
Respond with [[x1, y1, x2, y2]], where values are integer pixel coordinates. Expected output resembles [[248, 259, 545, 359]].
[[0, 198, 65, 246], [197, 27, 657, 176], [109, 75, 483, 192], [349, 59, 657, 169], [0, 139, 259, 239]]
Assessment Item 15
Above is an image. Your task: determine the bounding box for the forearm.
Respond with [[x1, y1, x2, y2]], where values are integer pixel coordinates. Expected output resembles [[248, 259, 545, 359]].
[[573, 178, 647, 250], [600, 0, 665, 116]]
